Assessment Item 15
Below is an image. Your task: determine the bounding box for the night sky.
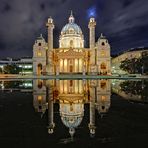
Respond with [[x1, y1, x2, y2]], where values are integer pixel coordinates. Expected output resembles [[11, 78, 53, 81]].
[[0, 0, 148, 58]]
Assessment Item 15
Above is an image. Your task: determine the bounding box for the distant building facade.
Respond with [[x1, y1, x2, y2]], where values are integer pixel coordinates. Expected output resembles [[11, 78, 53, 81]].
[[0, 57, 33, 74], [112, 48, 148, 74]]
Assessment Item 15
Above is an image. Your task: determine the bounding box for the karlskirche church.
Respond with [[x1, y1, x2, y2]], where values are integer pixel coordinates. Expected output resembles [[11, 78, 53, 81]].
[[33, 12, 111, 75]]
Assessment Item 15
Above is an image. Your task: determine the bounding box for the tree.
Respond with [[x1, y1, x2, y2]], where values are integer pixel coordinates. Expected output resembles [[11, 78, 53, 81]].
[[4, 81, 21, 88], [120, 80, 148, 102], [120, 58, 134, 73], [120, 53, 148, 74], [142, 51, 148, 74], [0, 67, 2, 73], [3, 64, 20, 74]]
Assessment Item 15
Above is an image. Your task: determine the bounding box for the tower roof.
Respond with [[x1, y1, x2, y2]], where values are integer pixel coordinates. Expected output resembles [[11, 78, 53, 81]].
[[99, 33, 106, 39], [37, 34, 45, 40]]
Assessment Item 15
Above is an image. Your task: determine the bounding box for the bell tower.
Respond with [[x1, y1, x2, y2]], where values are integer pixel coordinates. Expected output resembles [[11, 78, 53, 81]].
[[96, 34, 111, 75], [33, 80, 47, 117], [33, 34, 47, 75], [96, 79, 111, 115]]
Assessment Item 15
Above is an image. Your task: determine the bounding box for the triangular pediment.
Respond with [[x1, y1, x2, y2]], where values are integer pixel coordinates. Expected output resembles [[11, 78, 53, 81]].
[[57, 48, 85, 59]]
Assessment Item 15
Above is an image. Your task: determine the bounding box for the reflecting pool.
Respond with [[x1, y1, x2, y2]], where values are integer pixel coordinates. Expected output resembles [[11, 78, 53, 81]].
[[0, 79, 148, 147]]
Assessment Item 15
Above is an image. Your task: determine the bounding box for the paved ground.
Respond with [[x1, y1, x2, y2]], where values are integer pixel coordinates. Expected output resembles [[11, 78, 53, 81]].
[[0, 74, 148, 80]]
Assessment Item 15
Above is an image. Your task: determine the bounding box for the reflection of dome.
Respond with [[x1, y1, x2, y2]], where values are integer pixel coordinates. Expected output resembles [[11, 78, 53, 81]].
[[60, 103, 84, 128], [60, 101, 84, 137], [61, 115, 83, 128]]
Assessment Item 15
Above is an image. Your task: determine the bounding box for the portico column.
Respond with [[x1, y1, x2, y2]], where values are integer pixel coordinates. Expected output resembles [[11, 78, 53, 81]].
[[63, 59, 64, 73], [67, 59, 69, 73], [56, 62, 59, 75], [83, 59, 86, 75], [78, 58, 79, 73], [73, 59, 74, 73]]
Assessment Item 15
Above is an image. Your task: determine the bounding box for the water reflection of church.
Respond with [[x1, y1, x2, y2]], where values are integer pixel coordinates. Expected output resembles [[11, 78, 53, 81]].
[[33, 79, 111, 137], [33, 12, 111, 75]]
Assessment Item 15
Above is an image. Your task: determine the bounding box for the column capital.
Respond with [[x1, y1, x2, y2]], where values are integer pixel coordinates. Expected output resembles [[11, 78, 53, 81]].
[[88, 18, 96, 28], [48, 123, 55, 134], [46, 17, 55, 29], [88, 124, 96, 133]]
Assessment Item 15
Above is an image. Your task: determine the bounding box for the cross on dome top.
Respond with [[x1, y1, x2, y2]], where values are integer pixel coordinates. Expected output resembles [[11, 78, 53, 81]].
[[69, 10, 75, 23]]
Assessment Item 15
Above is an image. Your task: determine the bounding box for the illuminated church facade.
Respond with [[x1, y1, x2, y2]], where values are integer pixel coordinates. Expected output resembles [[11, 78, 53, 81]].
[[33, 12, 111, 75]]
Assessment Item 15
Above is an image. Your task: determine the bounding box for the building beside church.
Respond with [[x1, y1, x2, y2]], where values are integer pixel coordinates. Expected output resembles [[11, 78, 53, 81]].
[[112, 47, 148, 74], [33, 12, 111, 75], [0, 57, 32, 75]]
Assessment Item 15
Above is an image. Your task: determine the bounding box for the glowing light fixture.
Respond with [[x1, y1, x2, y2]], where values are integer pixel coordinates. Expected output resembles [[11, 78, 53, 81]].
[[87, 6, 96, 18]]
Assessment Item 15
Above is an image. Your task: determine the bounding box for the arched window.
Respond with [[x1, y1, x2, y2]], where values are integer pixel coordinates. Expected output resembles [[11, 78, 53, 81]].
[[101, 51, 106, 56], [101, 63, 106, 69], [37, 51, 42, 57], [37, 63, 42, 75], [38, 43, 41, 46], [38, 80, 43, 89], [70, 40, 73, 48], [100, 81, 106, 89], [69, 28, 74, 33], [101, 96, 106, 101], [37, 96, 43, 104], [70, 80, 73, 86], [38, 96, 42, 101], [70, 65, 73, 72], [102, 42, 105, 46]]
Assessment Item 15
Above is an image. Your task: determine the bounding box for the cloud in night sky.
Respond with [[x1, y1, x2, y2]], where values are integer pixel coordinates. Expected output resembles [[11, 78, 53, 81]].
[[0, 0, 148, 57]]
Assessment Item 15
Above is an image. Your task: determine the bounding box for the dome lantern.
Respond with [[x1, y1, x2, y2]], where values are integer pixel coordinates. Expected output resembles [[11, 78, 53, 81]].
[[69, 10, 75, 23]]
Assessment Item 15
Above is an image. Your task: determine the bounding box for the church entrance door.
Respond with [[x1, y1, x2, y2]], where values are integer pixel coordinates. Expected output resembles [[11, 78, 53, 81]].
[[70, 65, 73, 73], [37, 63, 42, 75]]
